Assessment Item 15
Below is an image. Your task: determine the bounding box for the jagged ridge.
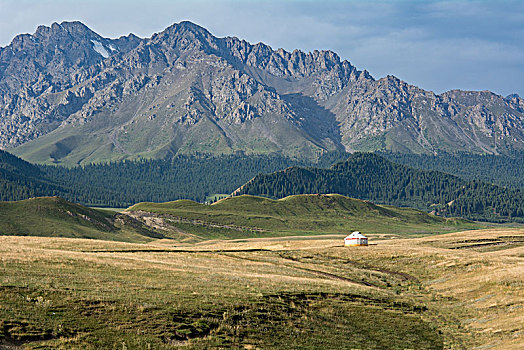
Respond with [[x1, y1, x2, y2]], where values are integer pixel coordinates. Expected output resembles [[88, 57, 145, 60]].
[[0, 21, 522, 164]]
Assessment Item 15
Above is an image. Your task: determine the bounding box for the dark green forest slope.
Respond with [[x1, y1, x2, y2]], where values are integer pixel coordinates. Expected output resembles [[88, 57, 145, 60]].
[[236, 153, 524, 222], [381, 151, 524, 189], [0, 150, 348, 206], [2, 149, 523, 222], [39, 152, 348, 206], [0, 150, 63, 200]]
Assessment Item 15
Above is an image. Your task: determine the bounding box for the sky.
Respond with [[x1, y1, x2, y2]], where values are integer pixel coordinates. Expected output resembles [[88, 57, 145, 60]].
[[0, 0, 522, 97]]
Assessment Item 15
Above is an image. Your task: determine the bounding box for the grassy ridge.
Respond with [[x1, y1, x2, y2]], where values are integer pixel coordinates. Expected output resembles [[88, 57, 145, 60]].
[[128, 194, 478, 239], [0, 197, 157, 242], [0, 194, 478, 244]]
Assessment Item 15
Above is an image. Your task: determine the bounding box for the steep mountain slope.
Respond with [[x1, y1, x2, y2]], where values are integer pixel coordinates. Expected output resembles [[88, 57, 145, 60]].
[[330, 79, 524, 154], [1, 21, 523, 164], [0, 21, 142, 150], [7, 22, 348, 164], [235, 153, 524, 222]]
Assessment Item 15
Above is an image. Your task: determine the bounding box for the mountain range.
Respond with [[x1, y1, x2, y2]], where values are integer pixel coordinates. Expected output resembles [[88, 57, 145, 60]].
[[0, 21, 523, 165]]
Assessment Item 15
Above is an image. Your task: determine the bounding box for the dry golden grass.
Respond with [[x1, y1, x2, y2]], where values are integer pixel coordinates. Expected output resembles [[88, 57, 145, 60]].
[[170, 228, 524, 349], [337, 228, 524, 350], [0, 228, 522, 349]]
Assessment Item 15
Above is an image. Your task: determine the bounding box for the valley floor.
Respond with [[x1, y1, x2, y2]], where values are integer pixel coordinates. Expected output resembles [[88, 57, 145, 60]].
[[0, 228, 523, 349]]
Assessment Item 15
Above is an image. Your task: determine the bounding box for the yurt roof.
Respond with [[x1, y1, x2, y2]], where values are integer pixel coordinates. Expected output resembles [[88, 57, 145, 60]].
[[345, 231, 367, 239]]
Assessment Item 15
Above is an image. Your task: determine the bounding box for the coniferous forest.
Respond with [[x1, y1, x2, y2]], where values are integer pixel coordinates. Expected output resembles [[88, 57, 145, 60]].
[[237, 153, 524, 222], [380, 151, 524, 189], [0, 150, 63, 200], [1, 150, 347, 206], [2, 149, 524, 222]]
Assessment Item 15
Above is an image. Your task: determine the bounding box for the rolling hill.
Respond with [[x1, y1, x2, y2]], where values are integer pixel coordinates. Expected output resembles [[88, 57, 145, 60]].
[[235, 153, 524, 222], [126, 194, 476, 241], [0, 193, 476, 244], [0, 196, 160, 242]]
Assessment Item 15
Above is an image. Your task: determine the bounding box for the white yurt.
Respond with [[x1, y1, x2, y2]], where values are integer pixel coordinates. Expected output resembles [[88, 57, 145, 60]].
[[344, 231, 368, 246]]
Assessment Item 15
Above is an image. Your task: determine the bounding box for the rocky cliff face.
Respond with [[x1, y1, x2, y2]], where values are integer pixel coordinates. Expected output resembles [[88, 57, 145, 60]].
[[1, 21, 523, 164], [0, 21, 142, 148]]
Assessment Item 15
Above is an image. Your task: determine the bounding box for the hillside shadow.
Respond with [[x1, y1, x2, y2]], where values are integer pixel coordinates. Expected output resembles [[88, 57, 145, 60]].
[[281, 93, 344, 151]]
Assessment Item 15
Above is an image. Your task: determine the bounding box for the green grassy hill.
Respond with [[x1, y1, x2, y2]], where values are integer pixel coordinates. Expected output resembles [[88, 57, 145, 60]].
[[127, 194, 477, 240], [0, 197, 160, 242]]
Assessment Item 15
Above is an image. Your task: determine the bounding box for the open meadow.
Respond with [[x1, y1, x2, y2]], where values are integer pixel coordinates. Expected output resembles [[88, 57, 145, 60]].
[[1, 4, 523, 349], [1, 227, 522, 349]]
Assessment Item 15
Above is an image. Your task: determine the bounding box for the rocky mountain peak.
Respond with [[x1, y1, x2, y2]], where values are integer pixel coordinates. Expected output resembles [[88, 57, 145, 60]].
[[175, 21, 212, 34], [143, 20, 221, 60], [1, 21, 523, 163], [157, 21, 215, 44], [1, 23, 104, 93], [35, 21, 92, 36], [26, 21, 106, 52]]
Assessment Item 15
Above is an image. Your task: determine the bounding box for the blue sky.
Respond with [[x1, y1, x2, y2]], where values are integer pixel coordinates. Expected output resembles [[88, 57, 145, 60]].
[[1, 0, 522, 96]]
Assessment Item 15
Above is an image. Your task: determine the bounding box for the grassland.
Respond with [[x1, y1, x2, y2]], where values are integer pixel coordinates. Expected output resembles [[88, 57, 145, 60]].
[[0, 228, 522, 349], [126, 194, 480, 242], [0, 197, 159, 243], [1, 194, 519, 348]]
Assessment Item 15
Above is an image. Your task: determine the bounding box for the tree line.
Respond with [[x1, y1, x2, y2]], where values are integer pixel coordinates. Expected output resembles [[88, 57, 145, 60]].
[[380, 151, 524, 189], [1, 150, 347, 206], [2, 149, 523, 222], [237, 153, 524, 222]]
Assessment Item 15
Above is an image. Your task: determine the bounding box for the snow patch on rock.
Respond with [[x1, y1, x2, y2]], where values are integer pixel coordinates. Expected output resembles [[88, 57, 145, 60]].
[[91, 40, 109, 58]]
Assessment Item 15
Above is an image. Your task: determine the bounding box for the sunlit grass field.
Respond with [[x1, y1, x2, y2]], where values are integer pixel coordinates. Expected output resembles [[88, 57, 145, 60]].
[[1, 228, 522, 349]]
